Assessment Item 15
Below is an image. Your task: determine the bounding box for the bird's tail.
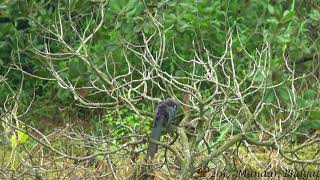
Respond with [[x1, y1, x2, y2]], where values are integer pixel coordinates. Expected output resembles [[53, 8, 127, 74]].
[[147, 123, 162, 159]]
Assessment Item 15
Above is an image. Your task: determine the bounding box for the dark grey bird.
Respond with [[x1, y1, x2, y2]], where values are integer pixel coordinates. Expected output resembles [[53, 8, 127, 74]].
[[147, 98, 178, 159]]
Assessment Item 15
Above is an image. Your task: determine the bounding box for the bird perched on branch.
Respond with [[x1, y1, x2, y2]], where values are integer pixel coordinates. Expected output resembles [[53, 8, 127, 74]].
[[147, 98, 178, 159]]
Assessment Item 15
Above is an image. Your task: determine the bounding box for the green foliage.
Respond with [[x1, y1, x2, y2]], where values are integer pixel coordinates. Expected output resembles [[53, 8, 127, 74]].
[[10, 130, 29, 149], [301, 120, 320, 130], [8, 130, 29, 169], [92, 109, 151, 142]]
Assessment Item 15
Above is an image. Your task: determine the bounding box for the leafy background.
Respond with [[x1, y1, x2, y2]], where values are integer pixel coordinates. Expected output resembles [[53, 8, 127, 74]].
[[0, 0, 319, 178]]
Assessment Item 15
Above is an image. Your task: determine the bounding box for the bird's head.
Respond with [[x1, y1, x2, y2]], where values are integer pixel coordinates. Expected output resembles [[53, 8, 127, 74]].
[[165, 98, 179, 110]]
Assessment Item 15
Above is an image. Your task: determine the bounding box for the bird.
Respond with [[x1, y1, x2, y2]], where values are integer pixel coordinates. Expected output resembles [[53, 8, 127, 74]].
[[147, 98, 178, 159]]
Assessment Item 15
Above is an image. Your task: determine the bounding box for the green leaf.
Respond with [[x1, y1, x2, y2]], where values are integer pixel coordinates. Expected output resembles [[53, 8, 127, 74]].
[[301, 120, 320, 129], [282, 10, 295, 22], [296, 96, 310, 109], [10, 130, 29, 148], [267, 5, 275, 15], [17, 130, 29, 144], [278, 86, 290, 103], [303, 89, 317, 100], [109, 0, 126, 13], [254, 70, 265, 82], [264, 90, 275, 103], [217, 124, 231, 142], [310, 111, 320, 119], [126, 0, 138, 11]]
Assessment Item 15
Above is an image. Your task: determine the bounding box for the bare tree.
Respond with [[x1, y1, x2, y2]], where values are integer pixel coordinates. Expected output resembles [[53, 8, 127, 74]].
[[2, 1, 319, 179]]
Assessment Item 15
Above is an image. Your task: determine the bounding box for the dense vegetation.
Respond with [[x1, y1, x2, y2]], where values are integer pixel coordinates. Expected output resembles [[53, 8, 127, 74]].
[[0, 0, 319, 179]]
